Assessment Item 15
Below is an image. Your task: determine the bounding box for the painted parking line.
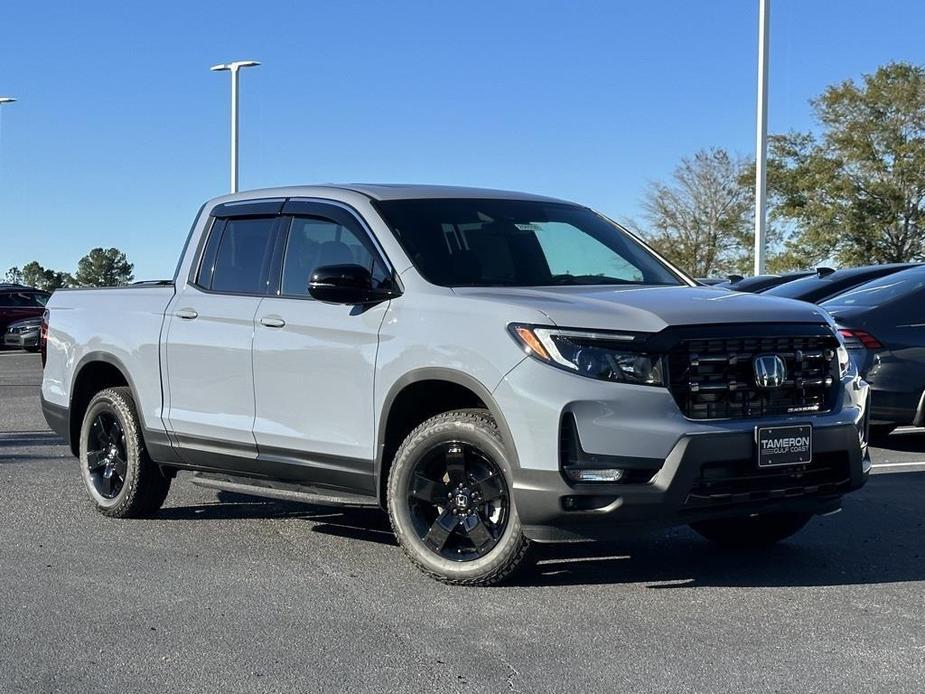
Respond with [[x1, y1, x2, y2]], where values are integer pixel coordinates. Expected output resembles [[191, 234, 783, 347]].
[[870, 461, 925, 470]]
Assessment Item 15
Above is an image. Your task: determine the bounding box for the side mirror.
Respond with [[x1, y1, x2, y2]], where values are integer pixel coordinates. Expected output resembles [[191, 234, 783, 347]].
[[308, 264, 398, 305]]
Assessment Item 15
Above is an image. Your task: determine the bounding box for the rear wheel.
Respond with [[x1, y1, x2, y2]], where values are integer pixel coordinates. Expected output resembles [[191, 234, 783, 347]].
[[387, 409, 530, 586], [78, 387, 171, 517], [690, 512, 813, 547]]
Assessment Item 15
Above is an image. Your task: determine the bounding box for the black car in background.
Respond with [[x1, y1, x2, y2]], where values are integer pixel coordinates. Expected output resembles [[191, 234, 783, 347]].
[[821, 265, 925, 436], [0, 284, 50, 340], [722, 269, 820, 293], [763, 263, 919, 304]]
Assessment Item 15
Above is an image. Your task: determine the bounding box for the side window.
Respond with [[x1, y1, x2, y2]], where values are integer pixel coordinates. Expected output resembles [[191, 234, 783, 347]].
[[194, 218, 225, 288], [209, 217, 277, 294], [280, 216, 388, 296]]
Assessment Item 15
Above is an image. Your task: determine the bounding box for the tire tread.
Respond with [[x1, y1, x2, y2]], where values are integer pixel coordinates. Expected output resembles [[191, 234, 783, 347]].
[[387, 408, 530, 586], [81, 387, 170, 518]]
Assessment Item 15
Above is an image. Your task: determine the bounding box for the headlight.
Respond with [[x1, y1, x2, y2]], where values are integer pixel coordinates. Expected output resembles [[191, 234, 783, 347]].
[[508, 324, 664, 386]]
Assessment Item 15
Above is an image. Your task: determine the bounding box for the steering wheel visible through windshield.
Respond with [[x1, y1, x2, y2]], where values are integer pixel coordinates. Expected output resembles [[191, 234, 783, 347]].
[[373, 198, 686, 288]]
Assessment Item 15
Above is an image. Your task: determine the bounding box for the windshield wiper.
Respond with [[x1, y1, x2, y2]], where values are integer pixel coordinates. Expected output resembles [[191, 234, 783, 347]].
[[547, 274, 638, 286]]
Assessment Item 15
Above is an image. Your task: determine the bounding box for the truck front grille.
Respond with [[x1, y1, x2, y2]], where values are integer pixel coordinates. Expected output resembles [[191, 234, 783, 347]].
[[666, 331, 840, 420], [684, 452, 851, 509]]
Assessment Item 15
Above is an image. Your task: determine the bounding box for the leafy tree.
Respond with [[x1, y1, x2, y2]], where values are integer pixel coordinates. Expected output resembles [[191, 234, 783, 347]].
[[73, 248, 134, 287], [640, 148, 757, 277], [4, 267, 23, 284], [769, 62, 925, 265], [21, 261, 72, 291]]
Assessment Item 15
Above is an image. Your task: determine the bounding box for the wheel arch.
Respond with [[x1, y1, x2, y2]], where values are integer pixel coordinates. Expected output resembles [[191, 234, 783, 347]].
[[375, 368, 520, 507], [68, 352, 143, 457]]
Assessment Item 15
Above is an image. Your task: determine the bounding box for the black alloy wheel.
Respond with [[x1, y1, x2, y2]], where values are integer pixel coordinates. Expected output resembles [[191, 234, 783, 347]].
[[85, 411, 128, 499], [406, 441, 510, 562]]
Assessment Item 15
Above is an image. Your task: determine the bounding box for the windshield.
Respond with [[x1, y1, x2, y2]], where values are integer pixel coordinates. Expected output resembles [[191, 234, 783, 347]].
[[1, 291, 49, 307], [821, 270, 925, 309], [374, 198, 685, 288]]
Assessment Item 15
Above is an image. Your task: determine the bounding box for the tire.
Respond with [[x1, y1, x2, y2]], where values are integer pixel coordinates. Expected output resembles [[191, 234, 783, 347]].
[[78, 386, 171, 518], [690, 512, 813, 548], [387, 408, 530, 586]]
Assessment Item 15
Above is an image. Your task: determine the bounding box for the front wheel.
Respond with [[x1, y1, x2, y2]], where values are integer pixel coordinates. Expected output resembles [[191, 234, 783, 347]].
[[387, 409, 530, 586], [690, 512, 813, 547]]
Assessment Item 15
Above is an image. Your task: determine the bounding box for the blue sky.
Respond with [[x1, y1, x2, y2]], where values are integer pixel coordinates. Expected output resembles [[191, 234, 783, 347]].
[[2, 0, 925, 280]]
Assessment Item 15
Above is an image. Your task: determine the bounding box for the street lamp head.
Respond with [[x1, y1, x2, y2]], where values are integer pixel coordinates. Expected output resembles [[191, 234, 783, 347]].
[[0, 97, 16, 105], [210, 61, 260, 72]]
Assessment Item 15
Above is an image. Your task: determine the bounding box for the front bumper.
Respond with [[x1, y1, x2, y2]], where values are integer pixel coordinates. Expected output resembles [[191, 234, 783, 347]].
[[3, 330, 39, 349], [494, 355, 870, 542], [513, 424, 869, 542]]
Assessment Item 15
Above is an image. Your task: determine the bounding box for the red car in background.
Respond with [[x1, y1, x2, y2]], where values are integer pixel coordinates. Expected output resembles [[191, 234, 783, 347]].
[[0, 284, 50, 346]]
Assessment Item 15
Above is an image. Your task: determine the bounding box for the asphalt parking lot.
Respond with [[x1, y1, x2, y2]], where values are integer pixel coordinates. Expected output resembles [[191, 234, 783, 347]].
[[1, 351, 924, 693]]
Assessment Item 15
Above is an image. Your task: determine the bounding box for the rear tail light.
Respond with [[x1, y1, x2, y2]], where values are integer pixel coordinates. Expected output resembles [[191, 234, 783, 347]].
[[40, 309, 49, 367], [838, 328, 882, 350]]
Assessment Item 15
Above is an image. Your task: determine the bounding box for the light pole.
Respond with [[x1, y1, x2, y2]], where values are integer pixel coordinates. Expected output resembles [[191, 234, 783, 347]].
[[753, 0, 770, 275], [210, 61, 260, 193]]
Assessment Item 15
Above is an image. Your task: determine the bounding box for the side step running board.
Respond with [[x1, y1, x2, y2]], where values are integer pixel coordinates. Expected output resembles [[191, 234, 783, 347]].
[[191, 473, 380, 509]]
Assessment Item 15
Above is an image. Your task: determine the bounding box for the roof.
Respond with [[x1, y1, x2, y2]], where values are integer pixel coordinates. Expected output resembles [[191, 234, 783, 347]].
[[332, 183, 570, 203], [0, 283, 43, 291], [208, 183, 573, 207], [819, 262, 919, 280]]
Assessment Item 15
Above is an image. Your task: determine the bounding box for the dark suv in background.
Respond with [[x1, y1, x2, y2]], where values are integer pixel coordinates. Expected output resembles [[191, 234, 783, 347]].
[[0, 284, 50, 348]]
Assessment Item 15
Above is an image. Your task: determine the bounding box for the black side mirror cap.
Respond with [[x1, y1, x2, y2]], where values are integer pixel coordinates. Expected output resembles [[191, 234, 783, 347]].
[[308, 264, 399, 305]]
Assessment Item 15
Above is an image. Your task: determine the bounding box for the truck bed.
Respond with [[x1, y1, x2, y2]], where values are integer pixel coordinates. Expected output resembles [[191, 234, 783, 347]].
[[41, 284, 177, 439]]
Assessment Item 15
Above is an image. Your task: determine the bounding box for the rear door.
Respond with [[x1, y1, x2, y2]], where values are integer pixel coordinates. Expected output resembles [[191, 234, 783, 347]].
[[164, 201, 283, 470], [251, 200, 393, 493]]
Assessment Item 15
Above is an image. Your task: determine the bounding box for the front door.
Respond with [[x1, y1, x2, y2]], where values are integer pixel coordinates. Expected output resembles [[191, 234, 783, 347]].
[[251, 203, 393, 493], [164, 214, 279, 470]]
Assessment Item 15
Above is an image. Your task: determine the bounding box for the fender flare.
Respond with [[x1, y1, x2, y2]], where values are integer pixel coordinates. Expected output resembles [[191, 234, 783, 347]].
[[375, 367, 522, 497]]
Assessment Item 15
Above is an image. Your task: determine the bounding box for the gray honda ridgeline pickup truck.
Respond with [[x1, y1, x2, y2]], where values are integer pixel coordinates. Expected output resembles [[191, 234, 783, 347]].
[[41, 185, 871, 585]]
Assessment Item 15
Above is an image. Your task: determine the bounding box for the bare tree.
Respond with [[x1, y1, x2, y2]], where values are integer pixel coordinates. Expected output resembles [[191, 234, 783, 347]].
[[641, 148, 754, 277]]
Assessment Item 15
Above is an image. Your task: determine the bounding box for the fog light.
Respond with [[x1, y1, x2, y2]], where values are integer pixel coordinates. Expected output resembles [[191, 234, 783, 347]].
[[564, 468, 624, 483]]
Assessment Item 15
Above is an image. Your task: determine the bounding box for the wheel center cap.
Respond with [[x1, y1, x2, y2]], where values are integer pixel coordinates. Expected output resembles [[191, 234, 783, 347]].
[[454, 491, 470, 510]]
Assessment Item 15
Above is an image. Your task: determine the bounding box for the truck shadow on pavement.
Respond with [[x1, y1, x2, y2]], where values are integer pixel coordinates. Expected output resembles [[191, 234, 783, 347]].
[[157, 471, 925, 589], [523, 470, 925, 589], [158, 489, 399, 546]]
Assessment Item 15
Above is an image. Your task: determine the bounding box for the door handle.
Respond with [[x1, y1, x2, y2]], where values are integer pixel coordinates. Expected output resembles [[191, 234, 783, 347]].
[[260, 316, 286, 328], [175, 308, 198, 320]]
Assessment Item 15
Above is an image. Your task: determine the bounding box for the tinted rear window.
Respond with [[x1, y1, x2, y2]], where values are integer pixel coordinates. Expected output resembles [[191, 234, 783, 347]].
[[209, 217, 276, 294]]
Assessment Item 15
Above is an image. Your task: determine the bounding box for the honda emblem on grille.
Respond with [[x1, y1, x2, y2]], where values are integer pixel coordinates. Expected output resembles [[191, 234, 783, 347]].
[[753, 354, 786, 389]]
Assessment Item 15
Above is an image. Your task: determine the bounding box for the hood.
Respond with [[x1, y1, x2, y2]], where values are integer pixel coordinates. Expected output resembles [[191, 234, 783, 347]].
[[452, 285, 832, 332], [8, 316, 42, 329]]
